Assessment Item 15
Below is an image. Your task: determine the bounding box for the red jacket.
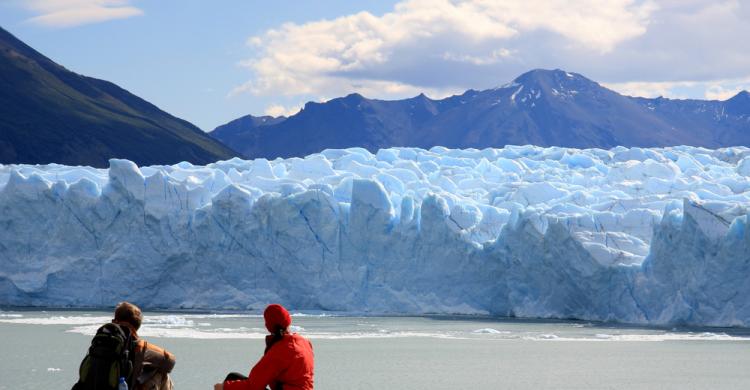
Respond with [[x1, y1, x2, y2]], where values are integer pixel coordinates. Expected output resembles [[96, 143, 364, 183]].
[[224, 333, 314, 390]]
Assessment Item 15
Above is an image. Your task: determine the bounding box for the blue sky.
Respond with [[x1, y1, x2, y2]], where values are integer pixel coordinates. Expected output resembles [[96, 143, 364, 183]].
[[0, 0, 399, 130], [1, 1, 749, 131]]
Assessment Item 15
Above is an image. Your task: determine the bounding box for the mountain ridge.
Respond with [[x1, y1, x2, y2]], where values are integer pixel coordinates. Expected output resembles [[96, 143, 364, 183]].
[[212, 68, 750, 159], [0, 26, 237, 167]]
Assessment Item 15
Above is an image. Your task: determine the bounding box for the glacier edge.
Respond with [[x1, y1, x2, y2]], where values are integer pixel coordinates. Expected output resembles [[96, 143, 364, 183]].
[[0, 146, 749, 327]]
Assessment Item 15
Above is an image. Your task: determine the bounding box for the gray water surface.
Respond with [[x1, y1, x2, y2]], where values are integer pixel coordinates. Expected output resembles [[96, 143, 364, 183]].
[[1, 310, 749, 389]]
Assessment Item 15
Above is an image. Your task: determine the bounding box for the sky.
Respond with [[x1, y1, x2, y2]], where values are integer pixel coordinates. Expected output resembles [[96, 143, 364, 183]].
[[1, 0, 749, 131]]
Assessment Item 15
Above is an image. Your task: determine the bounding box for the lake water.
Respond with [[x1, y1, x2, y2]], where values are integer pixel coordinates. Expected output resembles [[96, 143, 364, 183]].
[[1, 310, 750, 389]]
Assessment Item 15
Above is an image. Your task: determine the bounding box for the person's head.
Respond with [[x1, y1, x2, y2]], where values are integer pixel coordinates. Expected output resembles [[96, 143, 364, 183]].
[[113, 301, 143, 331], [264, 304, 291, 334]]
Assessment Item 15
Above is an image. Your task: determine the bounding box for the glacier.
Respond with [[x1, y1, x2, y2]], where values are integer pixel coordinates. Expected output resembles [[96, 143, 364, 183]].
[[1, 145, 749, 327]]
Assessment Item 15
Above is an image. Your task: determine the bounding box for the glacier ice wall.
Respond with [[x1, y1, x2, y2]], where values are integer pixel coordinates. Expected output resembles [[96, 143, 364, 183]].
[[1, 146, 750, 326]]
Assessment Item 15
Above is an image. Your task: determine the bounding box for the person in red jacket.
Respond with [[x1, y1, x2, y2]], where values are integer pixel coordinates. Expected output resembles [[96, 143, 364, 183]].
[[214, 304, 314, 390]]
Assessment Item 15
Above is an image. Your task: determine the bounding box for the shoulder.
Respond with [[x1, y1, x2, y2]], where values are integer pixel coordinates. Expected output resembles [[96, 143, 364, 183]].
[[288, 333, 309, 343], [270, 334, 311, 353], [289, 334, 314, 352], [141, 341, 176, 372]]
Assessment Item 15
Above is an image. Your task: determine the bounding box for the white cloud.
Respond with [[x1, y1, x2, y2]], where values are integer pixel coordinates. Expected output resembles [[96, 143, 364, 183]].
[[705, 84, 750, 101], [603, 81, 696, 98], [605, 76, 750, 101], [264, 104, 301, 117], [237, 0, 655, 100], [231, 0, 750, 102], [602, 77, 750, 100], [20, 0, 142, 28], [442, 49, 515, 66]]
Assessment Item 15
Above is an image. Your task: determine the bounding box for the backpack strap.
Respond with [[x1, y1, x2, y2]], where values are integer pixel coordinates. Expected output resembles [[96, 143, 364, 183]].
[[131, 340, 148, 389], [122, 326, 134, 387], [109, 323, 136, 387]]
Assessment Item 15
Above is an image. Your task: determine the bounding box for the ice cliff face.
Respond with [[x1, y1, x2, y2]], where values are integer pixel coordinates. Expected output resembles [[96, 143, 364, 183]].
[[1, 146, 749, 326]]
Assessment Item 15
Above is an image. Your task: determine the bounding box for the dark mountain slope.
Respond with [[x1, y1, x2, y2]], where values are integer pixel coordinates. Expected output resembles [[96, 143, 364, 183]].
[[211, 114, 286, 149], [0, 26, 236, 167]]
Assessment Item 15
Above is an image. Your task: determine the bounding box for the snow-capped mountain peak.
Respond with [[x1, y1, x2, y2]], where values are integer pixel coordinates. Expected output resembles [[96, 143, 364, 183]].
[[211, 69, 750, 159]]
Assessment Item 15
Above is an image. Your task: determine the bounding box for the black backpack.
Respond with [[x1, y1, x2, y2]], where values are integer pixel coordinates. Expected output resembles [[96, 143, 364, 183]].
[[72, 323, 135, 390]]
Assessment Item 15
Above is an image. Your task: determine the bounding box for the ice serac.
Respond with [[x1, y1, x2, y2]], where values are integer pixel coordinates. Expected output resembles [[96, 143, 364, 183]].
[[1, 146, 750, 326]]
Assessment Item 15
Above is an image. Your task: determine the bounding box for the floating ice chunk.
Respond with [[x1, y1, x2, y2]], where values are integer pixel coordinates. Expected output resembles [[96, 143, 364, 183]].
[[473, 328, 507, 334]]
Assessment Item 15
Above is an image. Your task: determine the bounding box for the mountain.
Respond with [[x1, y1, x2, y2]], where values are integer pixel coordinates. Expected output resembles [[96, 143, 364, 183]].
[[211, 114, 286, 152], [0, 26, 237, 167], [212, 69, 750, 159]]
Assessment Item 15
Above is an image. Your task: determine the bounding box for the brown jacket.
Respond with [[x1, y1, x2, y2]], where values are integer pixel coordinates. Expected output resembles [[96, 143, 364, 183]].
[[114, 321, 176, 390], [132, 340, 176, 390]]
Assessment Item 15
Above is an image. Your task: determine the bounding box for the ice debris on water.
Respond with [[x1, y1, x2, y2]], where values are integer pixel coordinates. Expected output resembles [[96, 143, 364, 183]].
[[473, 328, 507, 334]]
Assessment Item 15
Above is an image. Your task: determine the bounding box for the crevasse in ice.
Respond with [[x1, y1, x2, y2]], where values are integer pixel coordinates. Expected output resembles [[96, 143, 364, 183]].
[[1, 145, 749, 326]]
